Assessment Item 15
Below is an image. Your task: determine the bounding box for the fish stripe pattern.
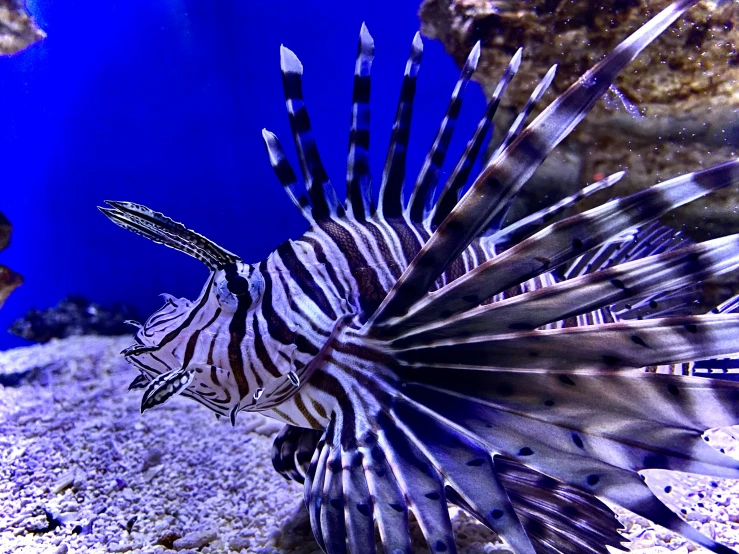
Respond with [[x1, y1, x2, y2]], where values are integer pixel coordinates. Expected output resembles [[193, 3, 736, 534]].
[[101, 1, 739, 553]]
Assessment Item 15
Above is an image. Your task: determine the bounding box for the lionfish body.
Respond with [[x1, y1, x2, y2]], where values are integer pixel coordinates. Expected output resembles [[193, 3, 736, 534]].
[[103, 1, 739, 553]]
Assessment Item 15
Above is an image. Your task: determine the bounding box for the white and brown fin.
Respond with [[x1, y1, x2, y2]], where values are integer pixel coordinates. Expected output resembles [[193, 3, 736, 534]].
[[262, 129, 313, 222], [406, 41, 481, 223], [280, 45, 342, 220], [389, 234, 739, 347], [346, 23, 375, 221], [483, 63, 558, 235], [378, 32, 423, 220], [275, 424, 625, 554], [374, 160, 739, 336], [431, 48, 522, 229], [488, 171, 624, 249], [396, 368, 739, 553]]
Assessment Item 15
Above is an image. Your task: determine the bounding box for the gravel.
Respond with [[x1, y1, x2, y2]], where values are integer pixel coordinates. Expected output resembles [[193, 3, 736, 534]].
[[0, 335, 738, 553]]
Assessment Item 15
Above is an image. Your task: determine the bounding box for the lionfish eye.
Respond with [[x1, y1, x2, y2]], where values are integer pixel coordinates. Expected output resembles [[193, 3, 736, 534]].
[[215, 263, 263, 310], [226, 275, 250, 296]]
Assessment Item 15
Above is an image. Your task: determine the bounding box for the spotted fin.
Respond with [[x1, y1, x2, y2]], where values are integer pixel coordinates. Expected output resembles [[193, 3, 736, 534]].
[[305, 409, 537, 554], [494, 456, 627, 554], [274, 423, 626, 554], [394, 368, 739, 553], [140, 366, 195, 413]]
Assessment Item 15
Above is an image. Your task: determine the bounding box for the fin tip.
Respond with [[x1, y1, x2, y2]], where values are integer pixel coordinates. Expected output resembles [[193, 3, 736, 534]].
[[280, 45, 303, 74]]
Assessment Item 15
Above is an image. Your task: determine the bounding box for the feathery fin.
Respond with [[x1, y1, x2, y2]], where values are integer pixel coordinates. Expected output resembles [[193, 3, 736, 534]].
[[392, 234, 739, 347], [377, 159, 739, 336]]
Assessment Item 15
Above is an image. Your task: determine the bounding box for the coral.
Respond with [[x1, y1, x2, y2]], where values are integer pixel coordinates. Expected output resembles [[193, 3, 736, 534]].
[[0, 212, 22, 310], [0, 0, 44, 56]]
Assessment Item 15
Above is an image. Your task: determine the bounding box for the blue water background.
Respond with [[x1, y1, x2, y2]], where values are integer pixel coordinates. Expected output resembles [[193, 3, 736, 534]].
[[0, 0, 486, 350]]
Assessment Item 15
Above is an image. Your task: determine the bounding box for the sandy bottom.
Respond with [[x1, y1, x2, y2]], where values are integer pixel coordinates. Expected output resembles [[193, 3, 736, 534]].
[[0, 336, 738, 554]]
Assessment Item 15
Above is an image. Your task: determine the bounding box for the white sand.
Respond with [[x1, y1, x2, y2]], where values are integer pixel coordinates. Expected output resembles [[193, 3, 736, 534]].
[[0, 336, 738, 553]]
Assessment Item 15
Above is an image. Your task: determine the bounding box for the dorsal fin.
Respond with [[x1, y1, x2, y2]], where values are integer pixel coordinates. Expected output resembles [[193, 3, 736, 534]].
[[406, 42, 481, 224], [484, 64, 558, 234], [280, 45, 342, 220], [431, 48, 522, 229], [487, 171, 623, 248], [490, 64, 557, 164], [346, 23, 375, 221], [378, 32, 423, 219], [261, 129, 313, 222]]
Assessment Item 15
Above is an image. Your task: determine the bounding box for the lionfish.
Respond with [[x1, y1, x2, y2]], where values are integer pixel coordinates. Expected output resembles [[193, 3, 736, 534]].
[[101, 0, 739, 552]]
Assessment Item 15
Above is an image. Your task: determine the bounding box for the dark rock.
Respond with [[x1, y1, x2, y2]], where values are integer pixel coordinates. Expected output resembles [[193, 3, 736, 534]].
[[141, 448, 163, 472], [9, 296, 139, 343], [172, 528, 217, 550]]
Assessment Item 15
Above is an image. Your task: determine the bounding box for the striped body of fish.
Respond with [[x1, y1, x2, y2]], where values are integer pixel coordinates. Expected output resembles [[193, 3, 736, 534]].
[[102, 1, 739, 553]]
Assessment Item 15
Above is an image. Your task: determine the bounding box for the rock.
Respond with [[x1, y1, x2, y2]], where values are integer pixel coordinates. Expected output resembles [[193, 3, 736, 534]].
[[43, 545, 67, 554], [141, 448, 163, 472], [273, 503, 314, 550], [10, 296, 139, 343], [228, 536, 252, 551], [172, 529, 217, 550], [52, 471, 76, 495]]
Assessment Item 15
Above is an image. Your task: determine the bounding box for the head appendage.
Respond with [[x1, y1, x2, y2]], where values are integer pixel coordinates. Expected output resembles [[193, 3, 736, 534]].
[[99, 201, 240, 269]]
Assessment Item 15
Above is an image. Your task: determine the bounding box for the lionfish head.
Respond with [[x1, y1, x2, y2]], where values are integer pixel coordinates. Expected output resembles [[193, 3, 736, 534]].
[[99, 201, 265, 422]]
